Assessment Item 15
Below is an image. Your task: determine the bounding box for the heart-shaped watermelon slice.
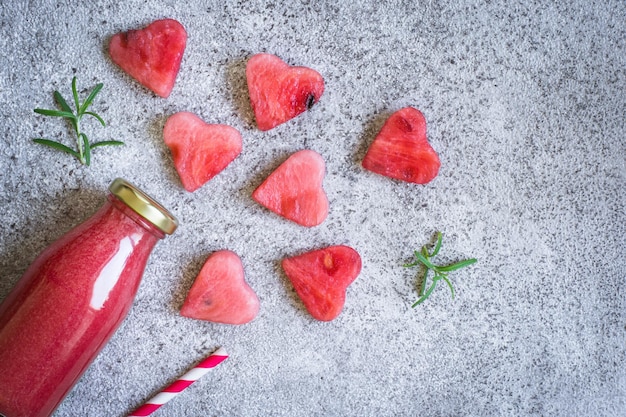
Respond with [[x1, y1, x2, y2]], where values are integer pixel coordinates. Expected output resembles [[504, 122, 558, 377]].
[[246, 53, 324, 130], [163, 112, 242, 192], [252, 149, 329, 227], [109, 19, 187, 98], [282, 245, 362, 321], [362, 107, 440, 184], [180, 250, 260, 325]]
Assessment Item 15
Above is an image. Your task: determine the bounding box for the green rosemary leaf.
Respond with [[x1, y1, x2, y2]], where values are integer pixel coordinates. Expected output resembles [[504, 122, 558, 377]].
[[33, 138, 80, 159], [83, 111, 106, 127], [411, 279, 439, 307], [403, 251, 422, 268], [438, 258, 477, 272], [34, 108, 75, 119], [79, 83, 103, 115], [431, 231, 443, 257], [90, 140, 124, 148], [53, 91, 73, 114], [52, 92, 78, 132], [415, 252, 440, 272], [71, 76, 80, 112], [439, 274, 455, 299], [80, 133, 91, 166]]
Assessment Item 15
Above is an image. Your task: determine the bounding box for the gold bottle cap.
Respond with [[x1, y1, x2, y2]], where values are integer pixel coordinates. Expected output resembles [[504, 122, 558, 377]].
[[109, 178, 178, 235]]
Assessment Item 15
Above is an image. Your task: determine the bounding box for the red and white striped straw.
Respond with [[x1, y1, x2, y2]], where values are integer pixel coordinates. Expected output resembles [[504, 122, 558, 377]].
[[128, 347, 228, 416]]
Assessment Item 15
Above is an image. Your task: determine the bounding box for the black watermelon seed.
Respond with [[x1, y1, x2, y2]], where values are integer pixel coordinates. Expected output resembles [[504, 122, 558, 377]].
[[305, 94, 316, 110]]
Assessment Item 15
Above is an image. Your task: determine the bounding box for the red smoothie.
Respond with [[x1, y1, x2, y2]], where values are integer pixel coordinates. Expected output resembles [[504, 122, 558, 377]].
[[0, 179, 177, 417]]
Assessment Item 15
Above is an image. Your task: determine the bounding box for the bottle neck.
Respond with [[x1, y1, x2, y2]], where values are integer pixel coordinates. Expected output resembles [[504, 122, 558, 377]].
[[107, 194, 166, 240]]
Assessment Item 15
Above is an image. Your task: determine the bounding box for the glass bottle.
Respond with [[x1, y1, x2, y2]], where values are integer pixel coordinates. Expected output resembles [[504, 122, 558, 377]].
[[0, 178, 178, 417]]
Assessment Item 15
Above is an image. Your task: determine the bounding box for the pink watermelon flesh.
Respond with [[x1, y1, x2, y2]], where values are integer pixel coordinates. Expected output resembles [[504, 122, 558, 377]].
[[362, 107, 440, 184], [282, 245, 362, 321], [180, 250, 260, 325], [246, 53, 324, 130], [163, 112, 242, 192], [109, 19, 187, 98], [252, 149, 329, 227]]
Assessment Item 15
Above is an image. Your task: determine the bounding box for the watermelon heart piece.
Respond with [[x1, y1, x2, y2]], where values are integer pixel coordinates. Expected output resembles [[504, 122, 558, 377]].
[[163, 112, 242, 192], [180, 250, 260, 325], [282, 245, 362, 321], [362, 107, 441, 184], [246, 53, 325, 131], [252, 149, 329, 227], [109, 19, 187, 98]]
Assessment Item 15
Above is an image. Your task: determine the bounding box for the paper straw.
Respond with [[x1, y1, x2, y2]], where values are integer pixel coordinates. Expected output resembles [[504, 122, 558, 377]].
[[128, 347, 228, 416]]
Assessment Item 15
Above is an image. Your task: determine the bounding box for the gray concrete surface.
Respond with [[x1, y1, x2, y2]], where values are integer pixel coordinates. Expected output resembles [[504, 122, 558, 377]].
[[0, 0, 624, 416]]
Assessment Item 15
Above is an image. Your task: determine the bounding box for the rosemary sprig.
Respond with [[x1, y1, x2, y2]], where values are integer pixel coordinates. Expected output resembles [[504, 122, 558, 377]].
[[404, 231, 477, 307], [33, 77, 124, 165]]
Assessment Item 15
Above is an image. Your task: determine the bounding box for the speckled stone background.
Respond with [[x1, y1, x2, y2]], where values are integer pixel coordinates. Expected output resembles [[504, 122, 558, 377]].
[[0, 0, 624, 416]]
